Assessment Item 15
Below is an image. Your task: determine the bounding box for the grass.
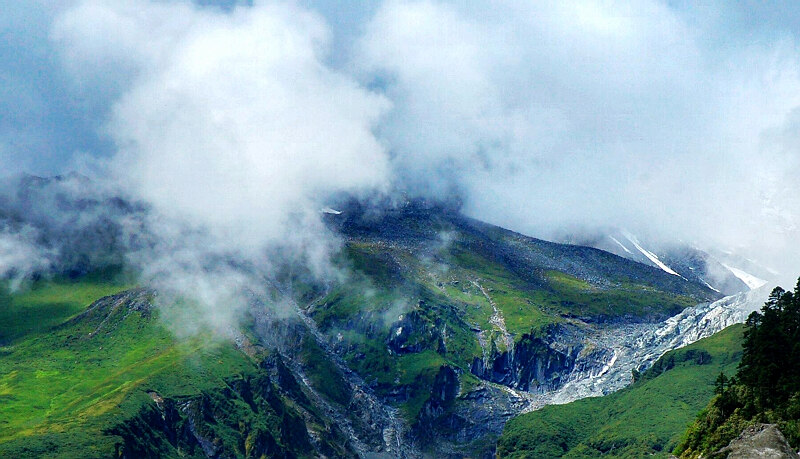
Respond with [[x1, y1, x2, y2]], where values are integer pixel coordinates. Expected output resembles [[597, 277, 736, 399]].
[[0, 279, 258, 457], [542, 271, 698, 321], [0, 206, 727, 456], [299, 336, 352, 405], [0, 277, 131, 344], [396, 351, 448, 418], [497, 324, 744, 458]]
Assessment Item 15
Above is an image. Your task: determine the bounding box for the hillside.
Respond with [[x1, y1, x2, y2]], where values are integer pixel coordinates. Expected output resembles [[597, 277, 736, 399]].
[[496, 324, 744, 458], [0, 201, 726, 457], [4, 1, 800, 458], [0, 278, 360, 458], [305, 201, 722, 453]]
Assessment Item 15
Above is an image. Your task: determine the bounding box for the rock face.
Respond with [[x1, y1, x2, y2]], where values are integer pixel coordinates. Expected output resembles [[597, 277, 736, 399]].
[[541, 286, 769, 406], [713, 424, 799, 458], [470, 327, 580, 393], [87, 283, 768, 458], [415, 366, 460, 442], [399, 287, 771, 457], [387, 308, 444, 355]]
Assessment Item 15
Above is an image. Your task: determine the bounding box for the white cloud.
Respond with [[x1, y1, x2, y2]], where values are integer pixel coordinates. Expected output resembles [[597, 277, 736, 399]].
[[50, 0, 392, 334], [356, 0, 800, 283], [1, 0, 796, 323], [56, 0, 390, 250], [0, 226, 52, 291]]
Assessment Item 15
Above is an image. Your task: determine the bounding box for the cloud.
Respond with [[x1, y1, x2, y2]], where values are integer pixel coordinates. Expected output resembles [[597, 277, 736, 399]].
[[45, 0, 392, 334], [2, 0, 800, 322], [0, 173, 144, 278], [55, 0, 390, 250], [0, 226, 53, 291], [355, 0, 800, 283]]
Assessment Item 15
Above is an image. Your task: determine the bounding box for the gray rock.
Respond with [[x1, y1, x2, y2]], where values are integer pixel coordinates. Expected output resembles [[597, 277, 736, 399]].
[[713, 424, 799, 459]]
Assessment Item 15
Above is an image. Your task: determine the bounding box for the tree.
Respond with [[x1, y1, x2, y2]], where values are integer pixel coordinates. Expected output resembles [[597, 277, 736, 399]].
[[714, 372, 728, 396]]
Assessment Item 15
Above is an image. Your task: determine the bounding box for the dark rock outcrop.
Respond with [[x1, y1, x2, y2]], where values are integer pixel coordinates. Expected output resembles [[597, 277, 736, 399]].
[[109, 371, 356, 459], [413, 366, 461, 448], [471, 329, 579, 392]]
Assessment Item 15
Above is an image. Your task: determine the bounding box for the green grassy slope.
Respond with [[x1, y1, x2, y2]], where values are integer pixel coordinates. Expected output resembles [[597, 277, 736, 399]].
[[496, 324, 744, 458], [675, 280, 800, 457], [0, 271, 132, 345], [0, 279, 352, 458], [0, 285, 244, 456]]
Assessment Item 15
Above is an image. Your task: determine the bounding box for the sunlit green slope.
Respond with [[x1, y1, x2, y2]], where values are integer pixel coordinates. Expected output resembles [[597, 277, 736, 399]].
[[0, 277, 353, 458]]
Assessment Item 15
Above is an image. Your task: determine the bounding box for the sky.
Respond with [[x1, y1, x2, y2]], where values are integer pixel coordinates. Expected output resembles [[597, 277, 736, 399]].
[[2, 0, 800, 289]]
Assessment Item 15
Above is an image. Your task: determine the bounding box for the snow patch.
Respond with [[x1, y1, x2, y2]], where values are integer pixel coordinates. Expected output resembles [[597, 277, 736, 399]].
[[623, 233, 683, 278], [608, 235, 633, 254], [702, 280, 721, 293], [597, 350, 618, 378], [722, 264, 768, 289]]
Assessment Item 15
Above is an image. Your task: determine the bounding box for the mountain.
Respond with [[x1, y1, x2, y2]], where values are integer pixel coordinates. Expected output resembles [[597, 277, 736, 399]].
[[496, 324, 744, 458], [559, 228, 772, 296], [0, 195, 759, 458], [0, 173, 146, 279]]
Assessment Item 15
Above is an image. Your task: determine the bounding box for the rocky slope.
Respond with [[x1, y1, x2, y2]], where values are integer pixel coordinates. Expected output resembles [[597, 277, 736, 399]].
[[540, 285, 769, 406], [395, 288, 768, 457], [0, 287, 394, 458], [560, 228, 770, 296], [287, 200, 740, 456]]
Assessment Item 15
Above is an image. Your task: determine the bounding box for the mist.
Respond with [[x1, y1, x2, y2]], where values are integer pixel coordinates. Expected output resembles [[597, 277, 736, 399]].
[[43, 0, 392, 335], [1, 0, 800, 334], [355, 0, 800, 285]]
